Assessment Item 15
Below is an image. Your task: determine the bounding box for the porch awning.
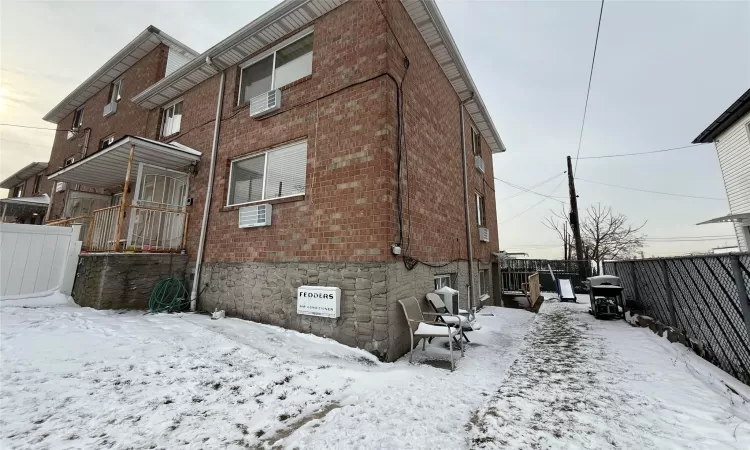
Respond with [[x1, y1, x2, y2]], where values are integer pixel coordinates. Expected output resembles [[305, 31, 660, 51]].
[[697, 213, 750, 225], [47, 136, 201, 189], [0, 194, 50, 217]]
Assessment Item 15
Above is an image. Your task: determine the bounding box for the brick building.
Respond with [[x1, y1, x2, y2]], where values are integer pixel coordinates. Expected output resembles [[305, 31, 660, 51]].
[[0, 162, 50, 224], [41, 0, 505, 361]]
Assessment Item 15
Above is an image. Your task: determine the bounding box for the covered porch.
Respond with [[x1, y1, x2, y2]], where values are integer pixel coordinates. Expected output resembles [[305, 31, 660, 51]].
[[47, 136, 201, 253], [0, 195, 49, 224]]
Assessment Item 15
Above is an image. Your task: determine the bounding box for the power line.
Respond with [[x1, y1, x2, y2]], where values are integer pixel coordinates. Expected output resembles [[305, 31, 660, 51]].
[[577, 143, 709, 160], [499, 179, 566, 224], [498, 172, 566, 200], [576, 177, 725, 200], [644, 235, 734, 240], [644, 238, 736, 242], [495, 174, 567, 203], [1, 139, 52, 149], [573, 0, 605, 176], [0, 123, 62, 131]]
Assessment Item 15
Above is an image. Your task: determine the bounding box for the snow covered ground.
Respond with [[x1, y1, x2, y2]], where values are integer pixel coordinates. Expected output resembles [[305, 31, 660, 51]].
[[0, 292, 534, 449], [469, 294, 750, 449]]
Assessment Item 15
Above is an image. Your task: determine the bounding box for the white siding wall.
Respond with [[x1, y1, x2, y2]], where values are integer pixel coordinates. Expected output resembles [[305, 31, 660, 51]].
[[165, 47, 192, 77], [715, 110, 750, 251]]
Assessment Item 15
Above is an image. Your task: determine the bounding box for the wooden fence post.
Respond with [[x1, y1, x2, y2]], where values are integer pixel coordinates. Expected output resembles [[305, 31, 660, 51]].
[[730, 255, 750, 343], [114, 143, 135, 252], [661, 259, 677, 328]]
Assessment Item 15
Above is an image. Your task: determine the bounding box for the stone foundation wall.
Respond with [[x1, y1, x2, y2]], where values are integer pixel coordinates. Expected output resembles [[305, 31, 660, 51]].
[[72, 254, 188, 310], [197, 260, 493, 362]]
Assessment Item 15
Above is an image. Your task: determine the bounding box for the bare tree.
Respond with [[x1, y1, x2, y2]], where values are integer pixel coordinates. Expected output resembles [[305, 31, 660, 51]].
[[545, 204, 646, 273]]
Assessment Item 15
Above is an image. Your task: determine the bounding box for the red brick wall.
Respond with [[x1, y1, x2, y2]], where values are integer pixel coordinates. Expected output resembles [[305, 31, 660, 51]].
[[46, 45, 168, 219], [172, 0, 394, 263], [382, 0, 499, 265]]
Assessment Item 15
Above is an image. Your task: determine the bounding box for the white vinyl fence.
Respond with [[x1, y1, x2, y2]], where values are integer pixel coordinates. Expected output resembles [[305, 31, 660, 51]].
[[0, 223, 82, 297]]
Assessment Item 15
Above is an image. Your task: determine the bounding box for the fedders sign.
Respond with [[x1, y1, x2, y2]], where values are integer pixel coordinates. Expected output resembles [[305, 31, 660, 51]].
[[296, 286, 341, 318]]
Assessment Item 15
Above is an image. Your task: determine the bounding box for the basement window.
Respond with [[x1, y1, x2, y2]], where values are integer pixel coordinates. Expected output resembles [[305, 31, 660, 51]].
[[434, 274, 453, 290], [238, 31, 314, 105], [479, 269, 489, 296], [161, 100, 183, 137], [227, 140, 307, 206]]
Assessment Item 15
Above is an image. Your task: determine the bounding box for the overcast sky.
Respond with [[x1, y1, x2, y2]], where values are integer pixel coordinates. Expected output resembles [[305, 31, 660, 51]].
[[1, 0, 748, 258]]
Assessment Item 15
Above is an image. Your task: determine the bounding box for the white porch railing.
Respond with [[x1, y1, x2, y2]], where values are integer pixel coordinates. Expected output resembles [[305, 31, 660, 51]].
[[126, 206, 188, 252], [89, 205, 121, 252]]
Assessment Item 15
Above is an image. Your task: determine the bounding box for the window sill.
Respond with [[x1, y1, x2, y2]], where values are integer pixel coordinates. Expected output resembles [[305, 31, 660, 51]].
[[160, 131, 181, 142], [221, 194, 304, 212]]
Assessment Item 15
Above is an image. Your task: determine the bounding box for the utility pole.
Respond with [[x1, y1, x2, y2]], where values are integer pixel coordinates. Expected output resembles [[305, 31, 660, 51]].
[[567, 156, 586, 281]]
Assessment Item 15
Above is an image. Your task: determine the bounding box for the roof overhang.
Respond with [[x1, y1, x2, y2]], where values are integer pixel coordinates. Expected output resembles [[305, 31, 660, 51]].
[[693, 88, 750, 143], [47, 136, 201, 189], [132, 0, 345, 109], [131, 0, 506, 154], [402, 0, 505, 154], [697, 213, 750, 225], [0, 195, 50, 218], [0, 162, 48, 189], [43, 26, 198, 124]]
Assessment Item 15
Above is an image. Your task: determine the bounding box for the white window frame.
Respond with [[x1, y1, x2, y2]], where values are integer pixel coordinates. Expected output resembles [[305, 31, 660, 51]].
[[161, 99, 183, 137], [434, 274, 452, 290], [64, 156, 75, 167], [100, 135, 115, 150], [226, 140, 307, 207], [12, 182, 25, 198], [109, 78, 123, 104], [471, 126, 481, 156], [32, 174, 42, 194], [475, 192, 485, 226], [72, 108, 84, 130], [237, 27, 314, 105]]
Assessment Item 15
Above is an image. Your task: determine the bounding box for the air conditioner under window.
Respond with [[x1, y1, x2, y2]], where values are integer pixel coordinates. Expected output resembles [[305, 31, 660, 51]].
[[103, 102, 117, 117], [239, 204, 272, 228], [250, 89, 281, 118], [478, 227, 490, 242], [475, 155, 485, 173], [55, 182, 67, 193], [66, 129, 78, 140]]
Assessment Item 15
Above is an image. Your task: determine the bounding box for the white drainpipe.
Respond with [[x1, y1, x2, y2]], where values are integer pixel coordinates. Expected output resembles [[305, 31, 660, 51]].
[[190, 63, 225, 311]]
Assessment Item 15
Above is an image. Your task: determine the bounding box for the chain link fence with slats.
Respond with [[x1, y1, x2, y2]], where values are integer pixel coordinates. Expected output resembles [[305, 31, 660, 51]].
[[604, 254, 750, 384]]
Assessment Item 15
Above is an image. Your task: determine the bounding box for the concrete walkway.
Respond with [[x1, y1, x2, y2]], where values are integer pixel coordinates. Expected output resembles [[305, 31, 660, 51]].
[[469, 297, 750, 449]]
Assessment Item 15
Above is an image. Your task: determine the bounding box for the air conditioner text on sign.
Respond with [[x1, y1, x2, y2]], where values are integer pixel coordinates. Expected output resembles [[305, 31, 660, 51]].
[[296, 286, 341, 318]]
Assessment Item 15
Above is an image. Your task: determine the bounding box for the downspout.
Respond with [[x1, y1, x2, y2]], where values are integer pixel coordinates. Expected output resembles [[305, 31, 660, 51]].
[[460, 94, 476, 314], [190, 58, 225, 311]]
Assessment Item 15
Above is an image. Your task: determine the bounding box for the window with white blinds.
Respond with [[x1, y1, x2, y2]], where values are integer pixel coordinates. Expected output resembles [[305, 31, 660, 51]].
[[227, 140, 307, 206]]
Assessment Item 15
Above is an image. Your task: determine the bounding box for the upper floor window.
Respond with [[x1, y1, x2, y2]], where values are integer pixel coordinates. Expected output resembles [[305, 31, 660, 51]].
[[238, 31, 314, 105], [475, 192, 486, 226], [100, 135, 115, 150], [227, 140, 307, 206], [161, 100, 183, 137], [471, 127, 481, 156], [64, 156, 75, 168], [108, 79, 123, 104], [12, 182, 24, 198], [32, 174, 43, 194], [72, 108, 84, 130]]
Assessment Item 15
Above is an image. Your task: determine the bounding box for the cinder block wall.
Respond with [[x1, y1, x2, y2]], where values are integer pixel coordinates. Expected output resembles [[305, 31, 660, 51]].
[[72, 254, 188, 310]]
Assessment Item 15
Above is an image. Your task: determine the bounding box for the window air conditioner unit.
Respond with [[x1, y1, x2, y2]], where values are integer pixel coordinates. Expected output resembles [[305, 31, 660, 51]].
[[239, 204, 272, 228], [474, 155, 485, 174], [55, 181, 67, 193], [250, 89, 281, 118], [66, 129, 78, 140], [103, 102, 117, 117], [478, 227, 490, 242]]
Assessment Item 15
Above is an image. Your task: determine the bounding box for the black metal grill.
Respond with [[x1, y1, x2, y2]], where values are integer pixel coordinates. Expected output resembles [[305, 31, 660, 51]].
[[604, 254, 750, 384]]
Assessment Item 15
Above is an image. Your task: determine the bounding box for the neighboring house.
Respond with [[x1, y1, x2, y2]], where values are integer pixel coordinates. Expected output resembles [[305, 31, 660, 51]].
[[0, 162, 50, 224], [693, 88, 750, 252], [41, 0, 505, 361]]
